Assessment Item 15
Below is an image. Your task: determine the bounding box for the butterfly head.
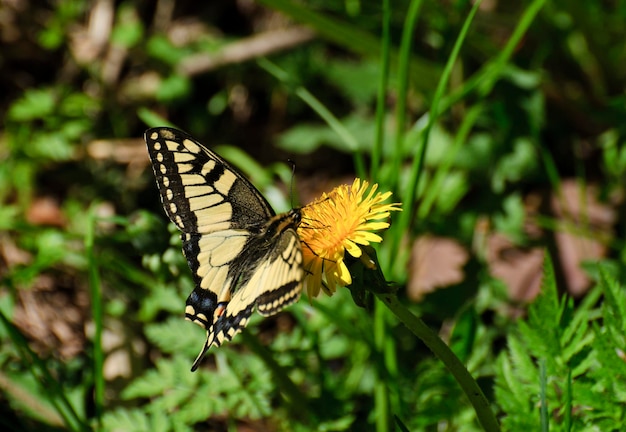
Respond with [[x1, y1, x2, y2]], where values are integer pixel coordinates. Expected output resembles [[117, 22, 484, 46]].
[[288, 208, 302, 225]]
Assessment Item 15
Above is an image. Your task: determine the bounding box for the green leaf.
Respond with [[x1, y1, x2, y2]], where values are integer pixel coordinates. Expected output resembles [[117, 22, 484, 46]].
[[138, 283, 184, 321], [432, 170, 468, 215], [277, 122, 337, 153], [123, 356, 198, 399], [278, 113, 376, 154], [0, 205, 19, 230], [322, 59, 380, 105], [492, 138, 538, 193], [592, 323, 626, 377], [493, 193, 527, 244], [599, 269, 626, 342], [111, 4, 144, 48], [147, 35, 189, 66], [8, 88, 56, 121], [156, 74, 192, 102], [31, 132, 76, 161], [144, 317, 202, 356], [455, 132, 496, 172], [59, 92, 99, 117], [528, 253, 560, 332], [102, 408, 154, 431]]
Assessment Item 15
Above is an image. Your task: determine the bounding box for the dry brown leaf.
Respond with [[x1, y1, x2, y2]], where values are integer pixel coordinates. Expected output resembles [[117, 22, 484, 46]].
[[86, 138, 147, 164], [407, 235, 469, 301], [26, 196, 66, 227], [0, 234, 32, 268], [486, 233, 544, 302], [549, 180, 614, 296], [485, 179, 615, 302], [13, 275, 89, 360]]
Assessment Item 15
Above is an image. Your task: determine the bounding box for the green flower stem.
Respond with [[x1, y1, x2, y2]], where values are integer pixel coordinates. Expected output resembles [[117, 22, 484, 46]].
[[374, 301, 390, 431], [375, 293, 500, 432]]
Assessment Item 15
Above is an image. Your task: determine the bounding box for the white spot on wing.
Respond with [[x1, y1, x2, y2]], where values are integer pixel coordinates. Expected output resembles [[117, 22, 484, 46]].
[[214, 171, 237, 196], [178, 163, 193, 174], [183, 138, 202, 154], [188, 194, 222, 211], [197, 231, 247, 266], [195, 202, 232, 232], [174, 152, 196, 163], [165, 140, 179, 151], [180, 174, 207, 186], [199, 264, 229, 292], [201, 160, 216, 175], [185, 185, 215, 198]]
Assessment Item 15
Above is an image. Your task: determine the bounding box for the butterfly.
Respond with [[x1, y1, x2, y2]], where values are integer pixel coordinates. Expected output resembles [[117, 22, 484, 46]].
[[145, 127, 303, 371]]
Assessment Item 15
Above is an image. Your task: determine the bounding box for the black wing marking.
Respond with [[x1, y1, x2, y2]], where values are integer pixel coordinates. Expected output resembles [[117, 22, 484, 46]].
[[189, 225, 303, 371], [145, 127, 304, 371], [145, 127, 274, 234]]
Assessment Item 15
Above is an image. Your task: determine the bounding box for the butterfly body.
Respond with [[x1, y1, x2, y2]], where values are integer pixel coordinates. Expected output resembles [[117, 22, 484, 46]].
[[145, 127, 303, 371]]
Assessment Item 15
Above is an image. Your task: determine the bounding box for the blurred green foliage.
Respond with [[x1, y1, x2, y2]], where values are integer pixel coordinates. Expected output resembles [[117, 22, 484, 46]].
[[1, 0, 626, 431]]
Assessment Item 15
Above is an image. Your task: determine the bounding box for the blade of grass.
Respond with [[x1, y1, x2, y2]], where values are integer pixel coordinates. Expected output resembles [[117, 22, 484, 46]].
[[0, 370, 64, 426], [86, 207, 104, 430], [137, 107, 176, 129], [477, 0, 547, 97], [392, 0, 482, 259], [257, 0, 441, 90], [437, 0, 548, 116], [373, 2, 395, 430], [418, 103, 482, 219], [258, 57, 366, 177], [563, 367, 572, 432], [0, 311, 88, 431], [540, 359, 548, 432], [371, 0, 391, 180], [391, 0, 424, 189], [384, 312, 401, 427], [374, 301, 390, 432]]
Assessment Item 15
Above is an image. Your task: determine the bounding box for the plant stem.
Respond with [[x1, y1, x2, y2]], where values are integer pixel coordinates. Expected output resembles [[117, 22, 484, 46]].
[[375, 293, 500, 432], [86, 208, 104, 430], [374, 300, 390, 432]]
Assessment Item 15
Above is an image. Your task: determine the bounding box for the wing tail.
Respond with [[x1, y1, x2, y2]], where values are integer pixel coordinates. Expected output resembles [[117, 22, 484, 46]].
[[190, 332, 219, 372]]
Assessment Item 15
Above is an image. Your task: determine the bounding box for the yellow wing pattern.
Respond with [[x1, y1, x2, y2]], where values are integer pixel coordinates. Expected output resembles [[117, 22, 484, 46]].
[[145, 127, 303, 371]]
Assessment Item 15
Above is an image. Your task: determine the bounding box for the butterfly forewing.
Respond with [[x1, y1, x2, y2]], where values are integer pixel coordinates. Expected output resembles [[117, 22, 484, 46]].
[[145, 127, 274, 233], [145, 127, 303, 371]]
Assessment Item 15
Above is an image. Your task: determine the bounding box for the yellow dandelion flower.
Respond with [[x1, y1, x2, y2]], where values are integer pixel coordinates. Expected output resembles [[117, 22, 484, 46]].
[[298, 178, 402, 298]]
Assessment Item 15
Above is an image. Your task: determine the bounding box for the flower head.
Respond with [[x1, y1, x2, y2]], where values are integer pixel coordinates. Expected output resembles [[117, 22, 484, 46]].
[[298, 178, 402, 298]]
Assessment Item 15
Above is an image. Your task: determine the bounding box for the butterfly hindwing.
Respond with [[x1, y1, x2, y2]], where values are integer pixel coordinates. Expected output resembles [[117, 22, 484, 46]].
[[255, 228, 303, 316], [145, 127, 303, 370], [192, 224, 302, 370]]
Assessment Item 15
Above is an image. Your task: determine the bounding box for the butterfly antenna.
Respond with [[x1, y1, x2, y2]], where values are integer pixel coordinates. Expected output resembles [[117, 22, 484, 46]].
[[287, 159, 297, 208]]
